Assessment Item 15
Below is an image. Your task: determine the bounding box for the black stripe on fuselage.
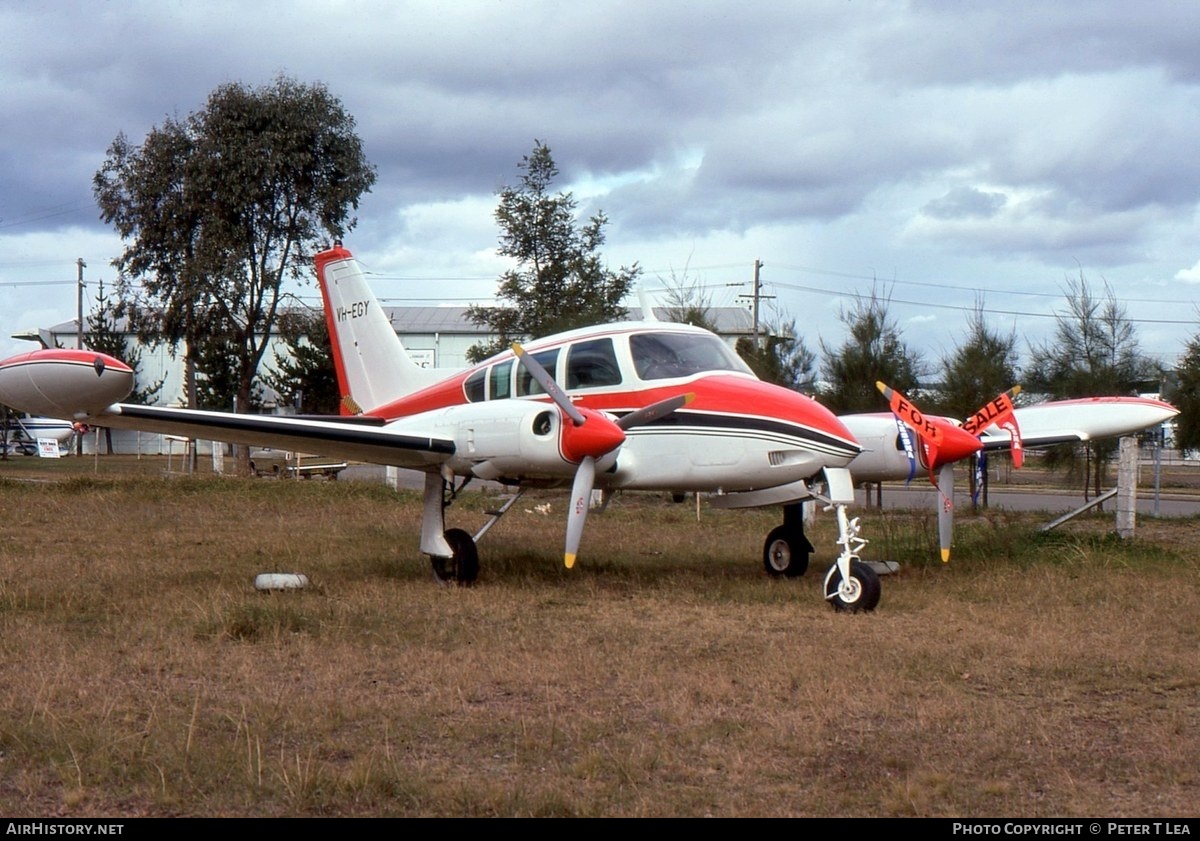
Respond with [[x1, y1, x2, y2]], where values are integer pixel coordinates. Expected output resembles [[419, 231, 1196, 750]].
[[617, 409, 860, 458]]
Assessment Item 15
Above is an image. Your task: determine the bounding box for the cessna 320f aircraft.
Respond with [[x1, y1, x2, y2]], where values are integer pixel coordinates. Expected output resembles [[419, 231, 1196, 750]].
[[0, 245, 883, 611]]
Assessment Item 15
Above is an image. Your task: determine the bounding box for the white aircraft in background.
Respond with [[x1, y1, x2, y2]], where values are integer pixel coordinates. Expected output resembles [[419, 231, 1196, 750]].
[[0, 245, 882, 611], [1, 413, 77, 455]]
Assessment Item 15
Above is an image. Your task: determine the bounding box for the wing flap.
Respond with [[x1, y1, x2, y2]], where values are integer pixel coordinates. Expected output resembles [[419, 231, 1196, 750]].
[[979, 431, 1083, 451]]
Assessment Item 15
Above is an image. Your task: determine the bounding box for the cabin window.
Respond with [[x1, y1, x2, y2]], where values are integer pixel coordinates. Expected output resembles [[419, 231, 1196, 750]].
[[516, 348, 560, 396], [489, 360, 513, 400], [464, 368, 486, 403], [630, 332, 753, 380], [565, 338, 621, 389]]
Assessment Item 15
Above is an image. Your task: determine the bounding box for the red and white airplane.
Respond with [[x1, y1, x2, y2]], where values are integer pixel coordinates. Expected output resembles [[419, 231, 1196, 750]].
[[0, 245, 883, 611]]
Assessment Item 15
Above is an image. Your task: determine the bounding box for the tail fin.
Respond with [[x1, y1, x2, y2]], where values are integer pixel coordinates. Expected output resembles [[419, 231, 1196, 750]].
[[315, 245, 438, 415]]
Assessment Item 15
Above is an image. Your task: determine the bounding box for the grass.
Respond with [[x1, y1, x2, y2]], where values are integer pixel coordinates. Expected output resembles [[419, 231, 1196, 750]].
[[0, 456, 1197, 816]]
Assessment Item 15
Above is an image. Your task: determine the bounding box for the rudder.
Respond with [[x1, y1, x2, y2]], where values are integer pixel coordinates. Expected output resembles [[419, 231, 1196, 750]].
[[315, 245, 437, 415]]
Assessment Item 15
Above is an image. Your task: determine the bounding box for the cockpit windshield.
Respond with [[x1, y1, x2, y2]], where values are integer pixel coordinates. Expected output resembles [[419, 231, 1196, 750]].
[[630, 331, 754, 381]]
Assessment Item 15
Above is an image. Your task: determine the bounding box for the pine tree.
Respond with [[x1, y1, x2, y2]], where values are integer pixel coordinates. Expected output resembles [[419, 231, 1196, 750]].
[[466, 141, 639, 361]]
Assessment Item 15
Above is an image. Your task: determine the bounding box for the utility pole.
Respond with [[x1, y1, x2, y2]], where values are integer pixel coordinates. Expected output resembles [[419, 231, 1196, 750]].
[[76, 258, 86, 349], [737, 259, 773, 349], [74, 258, 87, 456]]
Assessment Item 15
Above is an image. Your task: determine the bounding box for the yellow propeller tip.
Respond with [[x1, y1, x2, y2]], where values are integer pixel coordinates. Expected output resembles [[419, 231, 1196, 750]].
[[941, 549, 951, 563], [564, 553, 576, 569]]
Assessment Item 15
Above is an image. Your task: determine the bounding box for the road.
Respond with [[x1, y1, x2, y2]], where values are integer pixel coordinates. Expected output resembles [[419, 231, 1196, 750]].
[[868, 484, 1200, 518]]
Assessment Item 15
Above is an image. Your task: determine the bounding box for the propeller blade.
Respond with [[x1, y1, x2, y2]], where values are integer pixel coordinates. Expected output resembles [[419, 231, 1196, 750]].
[[959, 385, 1021, 436], [960, 385, 1024, 468], [616, 392, 695, 430], [937, 462, 954, 563], [512, 342, 586, 426], [877, 381, 942, 448], [1002, 418, 1024, 468], [564, 455, 596, 568]]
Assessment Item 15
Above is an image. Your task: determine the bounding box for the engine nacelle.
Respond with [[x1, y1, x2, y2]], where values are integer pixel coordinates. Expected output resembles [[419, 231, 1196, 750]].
[[415, 400, 620, 482], [843, 414, 924, 484], [0, 349, 135, 418]]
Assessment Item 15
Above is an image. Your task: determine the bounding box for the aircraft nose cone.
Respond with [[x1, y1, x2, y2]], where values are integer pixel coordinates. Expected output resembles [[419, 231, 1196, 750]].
[[935, 424, 983, 467], [560, 408, 626, 463]]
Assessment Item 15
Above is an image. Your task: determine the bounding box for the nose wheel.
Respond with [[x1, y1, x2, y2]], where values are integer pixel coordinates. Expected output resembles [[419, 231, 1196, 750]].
[[823, 559, 880, 612], [822, 504, 880, 612]]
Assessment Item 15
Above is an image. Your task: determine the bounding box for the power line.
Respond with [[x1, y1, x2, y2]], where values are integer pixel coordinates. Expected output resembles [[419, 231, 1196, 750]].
[[767, 279, 1200, 326], [769, 260, 1200, 307], [0, 280, 77, 288], [0, 201, 93, 231]]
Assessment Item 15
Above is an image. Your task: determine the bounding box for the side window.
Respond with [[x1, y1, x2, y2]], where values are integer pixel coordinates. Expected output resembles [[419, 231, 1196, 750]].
[[516, 349, 559, 396], [489, 360, 513, 401], [566, 338, 622, 389], [464, 368, 486, 403]]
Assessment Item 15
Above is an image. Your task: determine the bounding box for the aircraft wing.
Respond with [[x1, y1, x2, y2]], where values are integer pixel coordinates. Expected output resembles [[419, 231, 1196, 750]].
[[978, 396, 1177, 451], [95, 403, 455, 470]]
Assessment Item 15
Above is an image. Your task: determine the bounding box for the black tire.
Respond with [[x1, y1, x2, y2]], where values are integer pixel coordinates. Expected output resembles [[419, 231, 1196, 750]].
[[762, 525, 811, 578], [823, 560, 881, 613], [430, 528, 479, 585]]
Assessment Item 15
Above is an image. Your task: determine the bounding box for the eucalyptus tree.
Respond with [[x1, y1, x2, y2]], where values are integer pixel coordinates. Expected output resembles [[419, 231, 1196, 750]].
[[94, 75, 376, 439]]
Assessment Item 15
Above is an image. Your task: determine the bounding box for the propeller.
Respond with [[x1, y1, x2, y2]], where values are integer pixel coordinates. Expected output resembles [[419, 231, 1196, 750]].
[[876, 382, 985, 563], [876, 382, 1028, 562], [512, 343, 691, 569], [616, 392, 694, 430], [876, 382, 983, 476]]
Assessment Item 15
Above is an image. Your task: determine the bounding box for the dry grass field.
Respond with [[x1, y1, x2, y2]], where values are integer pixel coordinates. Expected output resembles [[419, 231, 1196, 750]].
[[0, 455, 1197, 817]]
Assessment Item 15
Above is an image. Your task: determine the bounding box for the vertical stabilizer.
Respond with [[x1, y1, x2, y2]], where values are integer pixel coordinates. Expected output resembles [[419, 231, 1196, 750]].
[[315, 245, 435, 415]]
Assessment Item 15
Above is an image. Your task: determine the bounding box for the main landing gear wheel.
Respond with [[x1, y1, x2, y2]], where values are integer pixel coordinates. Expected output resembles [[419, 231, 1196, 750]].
[[762, 525, 811, 578], [430, 528, 479, 585], [823, 559, 881, 613]]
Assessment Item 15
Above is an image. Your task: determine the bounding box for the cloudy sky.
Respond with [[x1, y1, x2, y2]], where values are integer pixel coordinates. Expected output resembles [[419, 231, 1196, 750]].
[[3, 0, 1200, 381]]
